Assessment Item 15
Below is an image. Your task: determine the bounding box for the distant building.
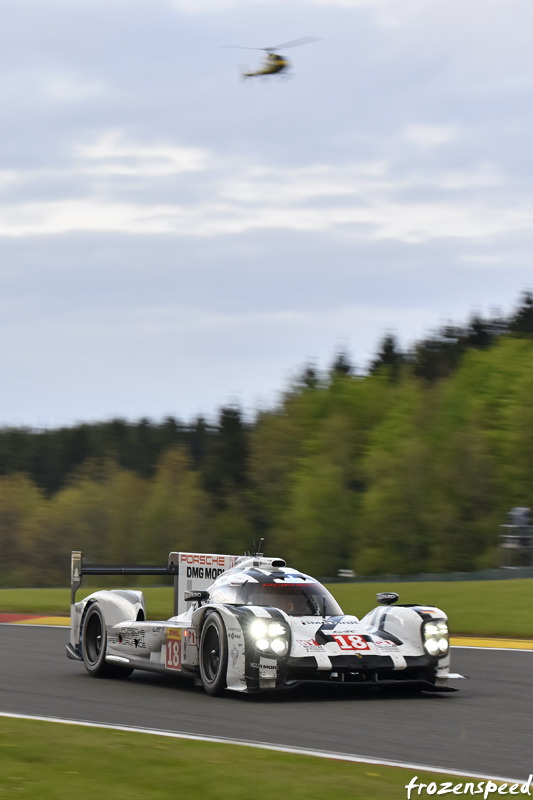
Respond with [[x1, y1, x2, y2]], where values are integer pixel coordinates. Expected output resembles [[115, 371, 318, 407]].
[[499, 507, 533, 567]]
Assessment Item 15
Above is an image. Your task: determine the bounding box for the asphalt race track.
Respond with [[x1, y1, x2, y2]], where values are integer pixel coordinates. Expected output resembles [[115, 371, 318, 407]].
[[1, 625, 532, 780]]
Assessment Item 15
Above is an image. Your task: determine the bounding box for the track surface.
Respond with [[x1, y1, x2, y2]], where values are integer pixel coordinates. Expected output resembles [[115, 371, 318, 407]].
[[1, 625, 532, 779]]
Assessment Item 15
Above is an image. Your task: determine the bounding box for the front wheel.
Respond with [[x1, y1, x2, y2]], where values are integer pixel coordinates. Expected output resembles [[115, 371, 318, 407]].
[[199, 613, 228, 695], [82, 603, 132, 678]]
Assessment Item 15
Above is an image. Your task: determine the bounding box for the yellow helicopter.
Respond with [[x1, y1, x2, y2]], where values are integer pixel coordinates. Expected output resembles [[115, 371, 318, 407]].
[[224, 37, 321, 80]]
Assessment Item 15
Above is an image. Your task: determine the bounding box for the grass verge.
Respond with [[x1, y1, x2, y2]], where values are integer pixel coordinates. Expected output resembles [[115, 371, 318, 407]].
[[330, 580, 533, 638], [1, 579, 533, 637], [0, 585, 173, 617], [0, 717, 490, 800]]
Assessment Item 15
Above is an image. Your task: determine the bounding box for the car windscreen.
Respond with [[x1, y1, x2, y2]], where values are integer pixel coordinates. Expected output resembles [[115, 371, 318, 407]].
[[242, 581, 343, 616]]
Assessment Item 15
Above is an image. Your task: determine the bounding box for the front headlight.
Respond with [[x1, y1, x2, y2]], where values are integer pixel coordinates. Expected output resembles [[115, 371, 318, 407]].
[[249, 619, 289, 656], [425, 638, 440, 656], [271, 637, 289, 656], [250, 619, 268, 640], [422, 619, 449, 657], [269, 623, 286, 637]]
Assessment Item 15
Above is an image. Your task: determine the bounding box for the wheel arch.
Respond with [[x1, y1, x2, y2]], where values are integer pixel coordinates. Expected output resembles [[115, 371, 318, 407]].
[[79, 589, 144, 629], [80, 599, 133, 679], [193, 604, 246, 693], [363, 604, 449, 651]]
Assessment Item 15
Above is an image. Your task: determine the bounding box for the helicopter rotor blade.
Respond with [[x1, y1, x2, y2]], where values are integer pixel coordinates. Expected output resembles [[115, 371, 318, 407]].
[[221, 37, 322, 53], [268, 36, 322, 51]]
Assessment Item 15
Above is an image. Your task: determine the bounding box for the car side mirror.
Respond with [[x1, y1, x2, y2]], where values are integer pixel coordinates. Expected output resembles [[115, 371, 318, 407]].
[[376, 592, 399, 605]]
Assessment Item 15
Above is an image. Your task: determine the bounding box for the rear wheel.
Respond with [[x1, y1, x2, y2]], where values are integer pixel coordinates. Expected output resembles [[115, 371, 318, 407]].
[[199, 613, 228, 695], [82, 604, 132, 678]]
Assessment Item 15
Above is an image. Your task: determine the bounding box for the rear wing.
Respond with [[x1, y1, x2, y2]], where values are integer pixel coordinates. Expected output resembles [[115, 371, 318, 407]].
[[70, 550, 238, 616]]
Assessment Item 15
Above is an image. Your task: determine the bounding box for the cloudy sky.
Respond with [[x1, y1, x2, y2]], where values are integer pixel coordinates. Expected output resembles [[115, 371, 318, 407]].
[[1, 0, 532, 427]]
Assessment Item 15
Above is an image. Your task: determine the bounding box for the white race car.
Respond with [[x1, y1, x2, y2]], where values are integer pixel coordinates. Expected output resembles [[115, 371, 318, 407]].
[[66, 550, 454, 695]]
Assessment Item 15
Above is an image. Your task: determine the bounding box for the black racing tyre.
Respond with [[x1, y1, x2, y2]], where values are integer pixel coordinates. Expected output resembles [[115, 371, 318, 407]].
[[199, 613, 228, 696], [82, 603, 132, 679]]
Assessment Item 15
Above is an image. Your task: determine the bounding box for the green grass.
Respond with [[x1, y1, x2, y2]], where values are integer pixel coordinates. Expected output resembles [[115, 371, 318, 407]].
[[0, 717, 491, 800], [0, 586, 173, 617], [1, 579, 533, 637], [329, 580, 533, 638]]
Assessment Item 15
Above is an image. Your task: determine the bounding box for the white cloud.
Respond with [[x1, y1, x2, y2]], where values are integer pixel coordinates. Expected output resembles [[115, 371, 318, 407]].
[[0, 171, 19, 189], [403, 124, 457, 149], [221, 162, 390, 204], [0, 129, 527, 244], [74, 130, 210, 176], [368, 202, 533, 244], [1, 186, 530, 243]]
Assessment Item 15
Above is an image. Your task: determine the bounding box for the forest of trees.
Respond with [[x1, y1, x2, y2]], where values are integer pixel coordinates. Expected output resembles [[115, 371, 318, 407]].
[[1, 293, 532, 587]]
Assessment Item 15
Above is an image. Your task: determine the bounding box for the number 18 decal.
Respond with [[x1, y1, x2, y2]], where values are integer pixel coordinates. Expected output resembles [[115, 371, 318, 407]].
[[332, 634, 370, 651], [166, 628, 182, 670]]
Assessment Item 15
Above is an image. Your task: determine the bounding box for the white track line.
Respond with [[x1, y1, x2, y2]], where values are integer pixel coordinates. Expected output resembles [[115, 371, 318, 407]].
[[0, 711, 525, 785]]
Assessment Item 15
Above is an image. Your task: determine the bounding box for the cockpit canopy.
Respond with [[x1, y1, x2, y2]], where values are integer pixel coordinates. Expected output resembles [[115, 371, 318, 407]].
[[209, 568, 343, 617]]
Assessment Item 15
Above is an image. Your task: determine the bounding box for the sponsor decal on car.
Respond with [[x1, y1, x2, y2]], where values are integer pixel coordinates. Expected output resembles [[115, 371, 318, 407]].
[[372, 638, 400, 652], [331, 621, 361, 632], [331, 634, 371, 651], [179, 553, 228, 567], [185, 566, 227, 580], [166, 628, 181, 671], [117, 628, 147, 649], [262, 581, 317, 589], [297, 639, 325, 653], [184, 628, 197, 646], [259, 657, 278, 679], [271, 574, 317, 584], [331, 629, 360, 636], [227, 626, 242, 642]]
